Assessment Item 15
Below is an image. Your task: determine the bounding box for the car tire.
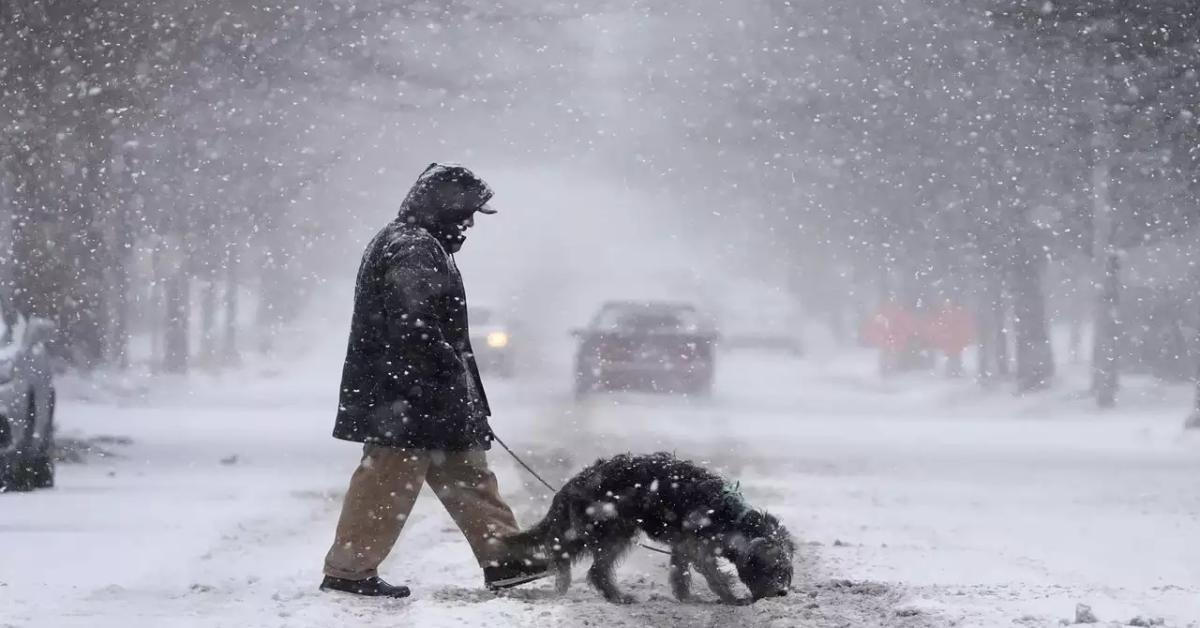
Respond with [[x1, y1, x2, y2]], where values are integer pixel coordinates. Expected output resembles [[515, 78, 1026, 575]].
[[0, 457, 34, 493], [0, 393, 41, 493], [27, 449, 54, 489], [29, 390, 55, 489]]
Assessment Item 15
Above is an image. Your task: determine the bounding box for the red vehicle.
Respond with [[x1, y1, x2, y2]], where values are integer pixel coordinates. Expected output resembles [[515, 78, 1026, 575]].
[[571, 300, 718, 399], [923, 303, 974, 353]]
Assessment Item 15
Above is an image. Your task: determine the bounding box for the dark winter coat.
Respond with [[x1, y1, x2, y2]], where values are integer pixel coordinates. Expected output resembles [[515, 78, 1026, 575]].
[[332, 167, 494, 451]]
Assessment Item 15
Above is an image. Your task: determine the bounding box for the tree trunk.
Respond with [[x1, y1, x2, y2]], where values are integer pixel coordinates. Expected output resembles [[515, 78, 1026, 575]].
[[61, 118, 111, 369], [9, 144, 64, 336], [257, 246, 286, 356], [1068, 320, 1083, 364], [256, 290, 274, 357], [975, 307, 992, 381], [975, 283, 994, 382], [106, 150, 136, 370], [1067, 263, 1087, 365], [105, 249, 131, 370], [994, 293, 1010, 378], [64, 228, 107, 369], [199, 280, 217, 368], [976, 267, 1008, 383], [162, 270, 190, 374], [1188, 287, 1200, 429], [11, 208, 61, 322], [1092, 251, 1120, 408], [1011, 230, 1055, 393], [222, 247, 240, 367], [946, 352, 965, 378], [0, 180, 10, 287], [150, 244, 163, 369], [1187, 353, 1200, 429], [1088, 129, 1121, 408], [895, 265, 934, 373]]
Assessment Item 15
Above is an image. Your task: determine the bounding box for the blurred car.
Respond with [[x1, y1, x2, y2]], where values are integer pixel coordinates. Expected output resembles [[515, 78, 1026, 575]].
[[469, 304, 519, 379], [716, 296, 805, 357], [572, 300, 718, 399], [0, 295, 58, 492]]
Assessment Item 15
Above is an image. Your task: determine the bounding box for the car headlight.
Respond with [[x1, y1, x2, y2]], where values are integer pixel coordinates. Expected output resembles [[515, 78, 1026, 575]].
[[487, 332, 509, 348], [0, 360, 13, 383]]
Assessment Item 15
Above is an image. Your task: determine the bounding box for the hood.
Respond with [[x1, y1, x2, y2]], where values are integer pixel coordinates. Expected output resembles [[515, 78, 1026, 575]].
[[397, 163, 496, 229]]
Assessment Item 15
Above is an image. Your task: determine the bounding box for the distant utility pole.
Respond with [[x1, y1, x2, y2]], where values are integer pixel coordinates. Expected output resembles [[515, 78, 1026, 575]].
[[1090, 125, 1120, 408], [0, 176, 11, 290], [1189, 273, 1200, 429], [1188, 371, 1200, 429]]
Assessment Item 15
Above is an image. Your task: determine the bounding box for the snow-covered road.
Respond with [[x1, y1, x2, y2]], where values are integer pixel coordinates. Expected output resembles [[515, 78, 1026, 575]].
[[2, 348, 1198, 628]]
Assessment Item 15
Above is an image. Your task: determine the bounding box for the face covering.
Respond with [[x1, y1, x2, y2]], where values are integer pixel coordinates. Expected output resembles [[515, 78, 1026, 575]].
[[430, 217, 471, 253]]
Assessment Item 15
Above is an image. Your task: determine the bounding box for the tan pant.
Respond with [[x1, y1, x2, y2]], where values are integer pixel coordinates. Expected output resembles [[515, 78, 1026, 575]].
[[323, 444, 521, 580]]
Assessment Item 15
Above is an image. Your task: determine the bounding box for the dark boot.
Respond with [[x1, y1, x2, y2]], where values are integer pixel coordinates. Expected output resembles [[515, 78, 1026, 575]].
[[484, 558, 550, 590], [320, 575, 411, 598]]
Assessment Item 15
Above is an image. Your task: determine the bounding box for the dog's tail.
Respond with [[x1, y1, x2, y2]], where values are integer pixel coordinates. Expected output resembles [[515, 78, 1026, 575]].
[[503, 491, 572, 555]]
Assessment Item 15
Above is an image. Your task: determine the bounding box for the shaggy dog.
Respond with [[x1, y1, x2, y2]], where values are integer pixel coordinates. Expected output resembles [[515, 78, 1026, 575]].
[[501, 452, 795, 604]]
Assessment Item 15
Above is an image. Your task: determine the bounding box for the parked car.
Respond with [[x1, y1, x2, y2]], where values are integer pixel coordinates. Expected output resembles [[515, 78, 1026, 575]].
[[571, 300, 718, 399], [715, 293, 805, 357], [469, 304, 519, 379], [0, 296, 58, 492]]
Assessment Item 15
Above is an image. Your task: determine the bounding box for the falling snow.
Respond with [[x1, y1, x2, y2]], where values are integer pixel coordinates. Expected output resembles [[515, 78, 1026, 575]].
[[2, 1, 1200, 627]]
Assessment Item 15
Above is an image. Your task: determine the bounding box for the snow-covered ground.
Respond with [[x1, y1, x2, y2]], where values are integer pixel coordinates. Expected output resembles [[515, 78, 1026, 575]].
[[2, 338, 1198, 628]]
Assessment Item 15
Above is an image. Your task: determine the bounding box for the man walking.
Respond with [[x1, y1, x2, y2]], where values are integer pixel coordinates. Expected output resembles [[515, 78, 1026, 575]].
[[320, 163, 549, 598]]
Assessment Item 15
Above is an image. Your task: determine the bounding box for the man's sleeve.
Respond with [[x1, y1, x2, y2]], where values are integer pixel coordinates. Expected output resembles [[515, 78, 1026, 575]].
[[381, 238, 464, 375]]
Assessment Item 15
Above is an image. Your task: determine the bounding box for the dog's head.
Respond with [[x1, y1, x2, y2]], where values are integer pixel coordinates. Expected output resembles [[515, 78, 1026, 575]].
[[732, 513, 795, 601]]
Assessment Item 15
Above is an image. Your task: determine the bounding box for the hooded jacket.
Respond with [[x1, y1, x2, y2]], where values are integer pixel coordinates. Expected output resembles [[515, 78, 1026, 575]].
[[332, 164, 493, 451]]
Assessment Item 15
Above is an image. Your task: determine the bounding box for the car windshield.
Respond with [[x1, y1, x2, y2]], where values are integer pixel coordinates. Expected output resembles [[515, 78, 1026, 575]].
[[593, 305, 700, 333]]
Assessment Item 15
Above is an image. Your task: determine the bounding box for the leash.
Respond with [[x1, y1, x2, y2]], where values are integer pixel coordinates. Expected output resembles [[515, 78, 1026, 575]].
[[491, 431, 672, 556]]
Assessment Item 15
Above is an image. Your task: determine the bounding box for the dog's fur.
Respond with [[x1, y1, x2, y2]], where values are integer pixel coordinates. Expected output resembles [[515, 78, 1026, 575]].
[[501, 452, 795, 604]]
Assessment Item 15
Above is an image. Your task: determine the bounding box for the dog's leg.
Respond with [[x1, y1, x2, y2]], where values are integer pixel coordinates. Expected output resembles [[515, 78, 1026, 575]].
[[553, 541, 582, 596], [586, 537, 637, 604], [550, 537, 587, 596], [697, 548, 743, 605], [669, 543, 694, 602], [553, 558, 572, 595]]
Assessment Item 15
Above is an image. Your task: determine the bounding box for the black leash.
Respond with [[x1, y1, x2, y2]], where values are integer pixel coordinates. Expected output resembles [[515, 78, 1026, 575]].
[[491, 431, 672, 556]]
